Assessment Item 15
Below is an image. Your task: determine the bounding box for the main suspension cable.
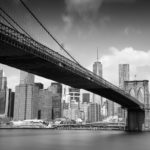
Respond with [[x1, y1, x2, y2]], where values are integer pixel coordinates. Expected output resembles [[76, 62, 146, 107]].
[[0, 7, 32, 38], [19, 0, 82, 66], [0, 13, 17, 30]]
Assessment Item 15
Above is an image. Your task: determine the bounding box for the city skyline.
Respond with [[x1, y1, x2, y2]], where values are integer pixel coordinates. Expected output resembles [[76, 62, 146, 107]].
[[0, 0, 150, 90]]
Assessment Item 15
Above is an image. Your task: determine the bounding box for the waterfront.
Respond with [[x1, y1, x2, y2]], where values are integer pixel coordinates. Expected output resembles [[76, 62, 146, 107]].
[[0, 130, 150, 150]]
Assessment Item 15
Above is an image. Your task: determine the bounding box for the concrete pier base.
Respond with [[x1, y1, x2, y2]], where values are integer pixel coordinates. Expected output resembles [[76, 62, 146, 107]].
[[127, 109, 145, 131]]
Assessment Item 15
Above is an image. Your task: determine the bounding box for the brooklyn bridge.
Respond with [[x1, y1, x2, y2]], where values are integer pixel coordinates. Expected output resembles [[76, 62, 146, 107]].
[[0, 22, 149, 131]]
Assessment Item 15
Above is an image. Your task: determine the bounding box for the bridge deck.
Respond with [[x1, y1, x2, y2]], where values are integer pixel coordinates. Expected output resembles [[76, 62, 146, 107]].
[[0, 22, 144, 110]]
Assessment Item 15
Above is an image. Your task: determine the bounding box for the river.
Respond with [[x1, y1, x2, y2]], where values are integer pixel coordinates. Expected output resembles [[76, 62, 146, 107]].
[[0, 129, 150, 150]]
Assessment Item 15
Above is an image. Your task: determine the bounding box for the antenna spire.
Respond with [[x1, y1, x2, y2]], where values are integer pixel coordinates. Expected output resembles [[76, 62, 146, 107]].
[[97, 48, 99, 62]]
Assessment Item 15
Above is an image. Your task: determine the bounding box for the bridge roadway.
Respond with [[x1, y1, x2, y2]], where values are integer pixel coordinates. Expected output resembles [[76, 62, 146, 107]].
[[0, 22, 144, 110]]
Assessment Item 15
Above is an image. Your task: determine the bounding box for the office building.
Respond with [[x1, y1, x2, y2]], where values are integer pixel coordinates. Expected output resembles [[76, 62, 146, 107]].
[[92, 52, 103, 105], [80, 102, 89, 123], [49, 82, 62, 96], [20, 70, 34, 85], [14, 84, 39, 120], [82, 93, 90, 103], [115, 64, 129, 118], [0, 70, 8, 117], [38, 89, 52, 121], [119, 64, 129, 89], [49, 82, 62, 119], [69, 87, 80, 102], [52, 94, 62, 119], [0, 90, 6, 115], [7, 89, 15, 119], [88, 103, 101, 123], [107, 100, 114, 117], [13, 71, 39, 120]]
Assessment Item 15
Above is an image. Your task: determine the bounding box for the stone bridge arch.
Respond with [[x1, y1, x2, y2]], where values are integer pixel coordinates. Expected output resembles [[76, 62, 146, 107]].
[[124, 80, 150, 129], [129, 88, 136, 98], [124, 80, 149, 105], [137, 87, 144, 103]]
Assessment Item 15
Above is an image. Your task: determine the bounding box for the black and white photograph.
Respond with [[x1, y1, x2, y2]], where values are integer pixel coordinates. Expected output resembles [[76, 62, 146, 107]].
[[0, 0, 150, 150]]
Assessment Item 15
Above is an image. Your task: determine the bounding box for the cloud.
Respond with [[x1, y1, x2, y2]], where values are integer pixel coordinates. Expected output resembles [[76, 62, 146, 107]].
[[105, 0, 136, 3], [63, 0, 104, 30], [88, 47, 150, 87], [124, 27, 142, 35], [102, 47, 150, 85], [63, 0, 136, 27], [65, 0, 103, 17]]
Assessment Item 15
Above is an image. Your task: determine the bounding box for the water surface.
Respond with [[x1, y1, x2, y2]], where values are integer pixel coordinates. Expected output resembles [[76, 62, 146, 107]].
[[0, 129, 150, 150]]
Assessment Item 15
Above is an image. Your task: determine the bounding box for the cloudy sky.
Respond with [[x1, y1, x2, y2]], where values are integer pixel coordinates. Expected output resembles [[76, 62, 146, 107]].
[[0, 0, 150, 90]]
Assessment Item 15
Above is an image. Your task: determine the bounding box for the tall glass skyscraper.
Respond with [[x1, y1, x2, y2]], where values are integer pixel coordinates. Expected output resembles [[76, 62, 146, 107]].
[[20, 70, 34, 85], [92, 55, 103, 104], [91, 50, 104, 121], [119, 64, 129, 89], [14, 71, 39, 120], [0, 70, 7, 116], [114, 64, 130, 118]]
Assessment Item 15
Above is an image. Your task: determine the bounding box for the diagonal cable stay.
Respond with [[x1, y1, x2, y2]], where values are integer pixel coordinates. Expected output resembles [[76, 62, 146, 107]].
[[19, 0, 82, 67], [0, 7, 32, 38]]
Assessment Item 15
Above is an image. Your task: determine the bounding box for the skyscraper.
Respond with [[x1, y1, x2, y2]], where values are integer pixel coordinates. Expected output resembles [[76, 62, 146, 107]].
[[69, 87, 80, 102], [92, 50, 103, 120], [115, 64, 130, 118], [14, 84, 39, 120], [119, 64, 129, 89], [0, 90, 6, 115], [49, 82, 62, 119], [82, 93, 90, 103], [38, 89, 52, 121], [88, 103, 101, 123], [20, 70, 34, 85], [14, 71, 39, 120], [50, 82, 62, 96], [0, 70, 3, 90], [92, 50, 103, 104], [0, 70, 8, 117], [93, 61, 102, 77], [0, 70, 7, 91], [7, 89, 15, 119]]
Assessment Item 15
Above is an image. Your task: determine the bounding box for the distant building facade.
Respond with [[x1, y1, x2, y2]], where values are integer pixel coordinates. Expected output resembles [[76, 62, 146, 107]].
[[114, 64, 130, 118], [38, 89, 52, 121], [14, 84, 39, 120], [69, 87, 80, 102], [88, 103, 101, 123], [20, 71, 34, 85], [92, 60, 103, 105], [107, 100, 114, 117], [119, 64, 129, 89], [0, 70, 8, 118], [13, 71, 39, 120], [82, 93, 90, 103], [7, 89, 15, 118], [52, 94, 61, 119], [92, 57, 103, 120], [49, 82, 62, 119], [80, 102, 89, 123]]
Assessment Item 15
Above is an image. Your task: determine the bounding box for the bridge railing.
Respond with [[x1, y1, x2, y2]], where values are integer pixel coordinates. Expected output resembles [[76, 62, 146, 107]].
[[0, 22, 143, 106]]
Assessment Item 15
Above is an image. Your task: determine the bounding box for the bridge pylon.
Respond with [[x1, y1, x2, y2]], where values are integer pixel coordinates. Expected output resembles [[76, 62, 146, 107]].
[[126, 108, 145, 131]]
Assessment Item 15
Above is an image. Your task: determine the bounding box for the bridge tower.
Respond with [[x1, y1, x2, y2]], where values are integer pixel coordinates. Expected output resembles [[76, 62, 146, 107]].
[[124, 80, 150, 131]]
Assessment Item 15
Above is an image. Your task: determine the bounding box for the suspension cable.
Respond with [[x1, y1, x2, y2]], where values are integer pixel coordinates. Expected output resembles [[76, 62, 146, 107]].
[[0, 7, 32, 38], [19, 0, 82, 66], [0, 13, 17, 30]]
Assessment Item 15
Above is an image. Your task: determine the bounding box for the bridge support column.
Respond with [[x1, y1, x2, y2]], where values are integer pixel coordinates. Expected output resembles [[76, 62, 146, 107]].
[[127, 109, 145, 131]]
